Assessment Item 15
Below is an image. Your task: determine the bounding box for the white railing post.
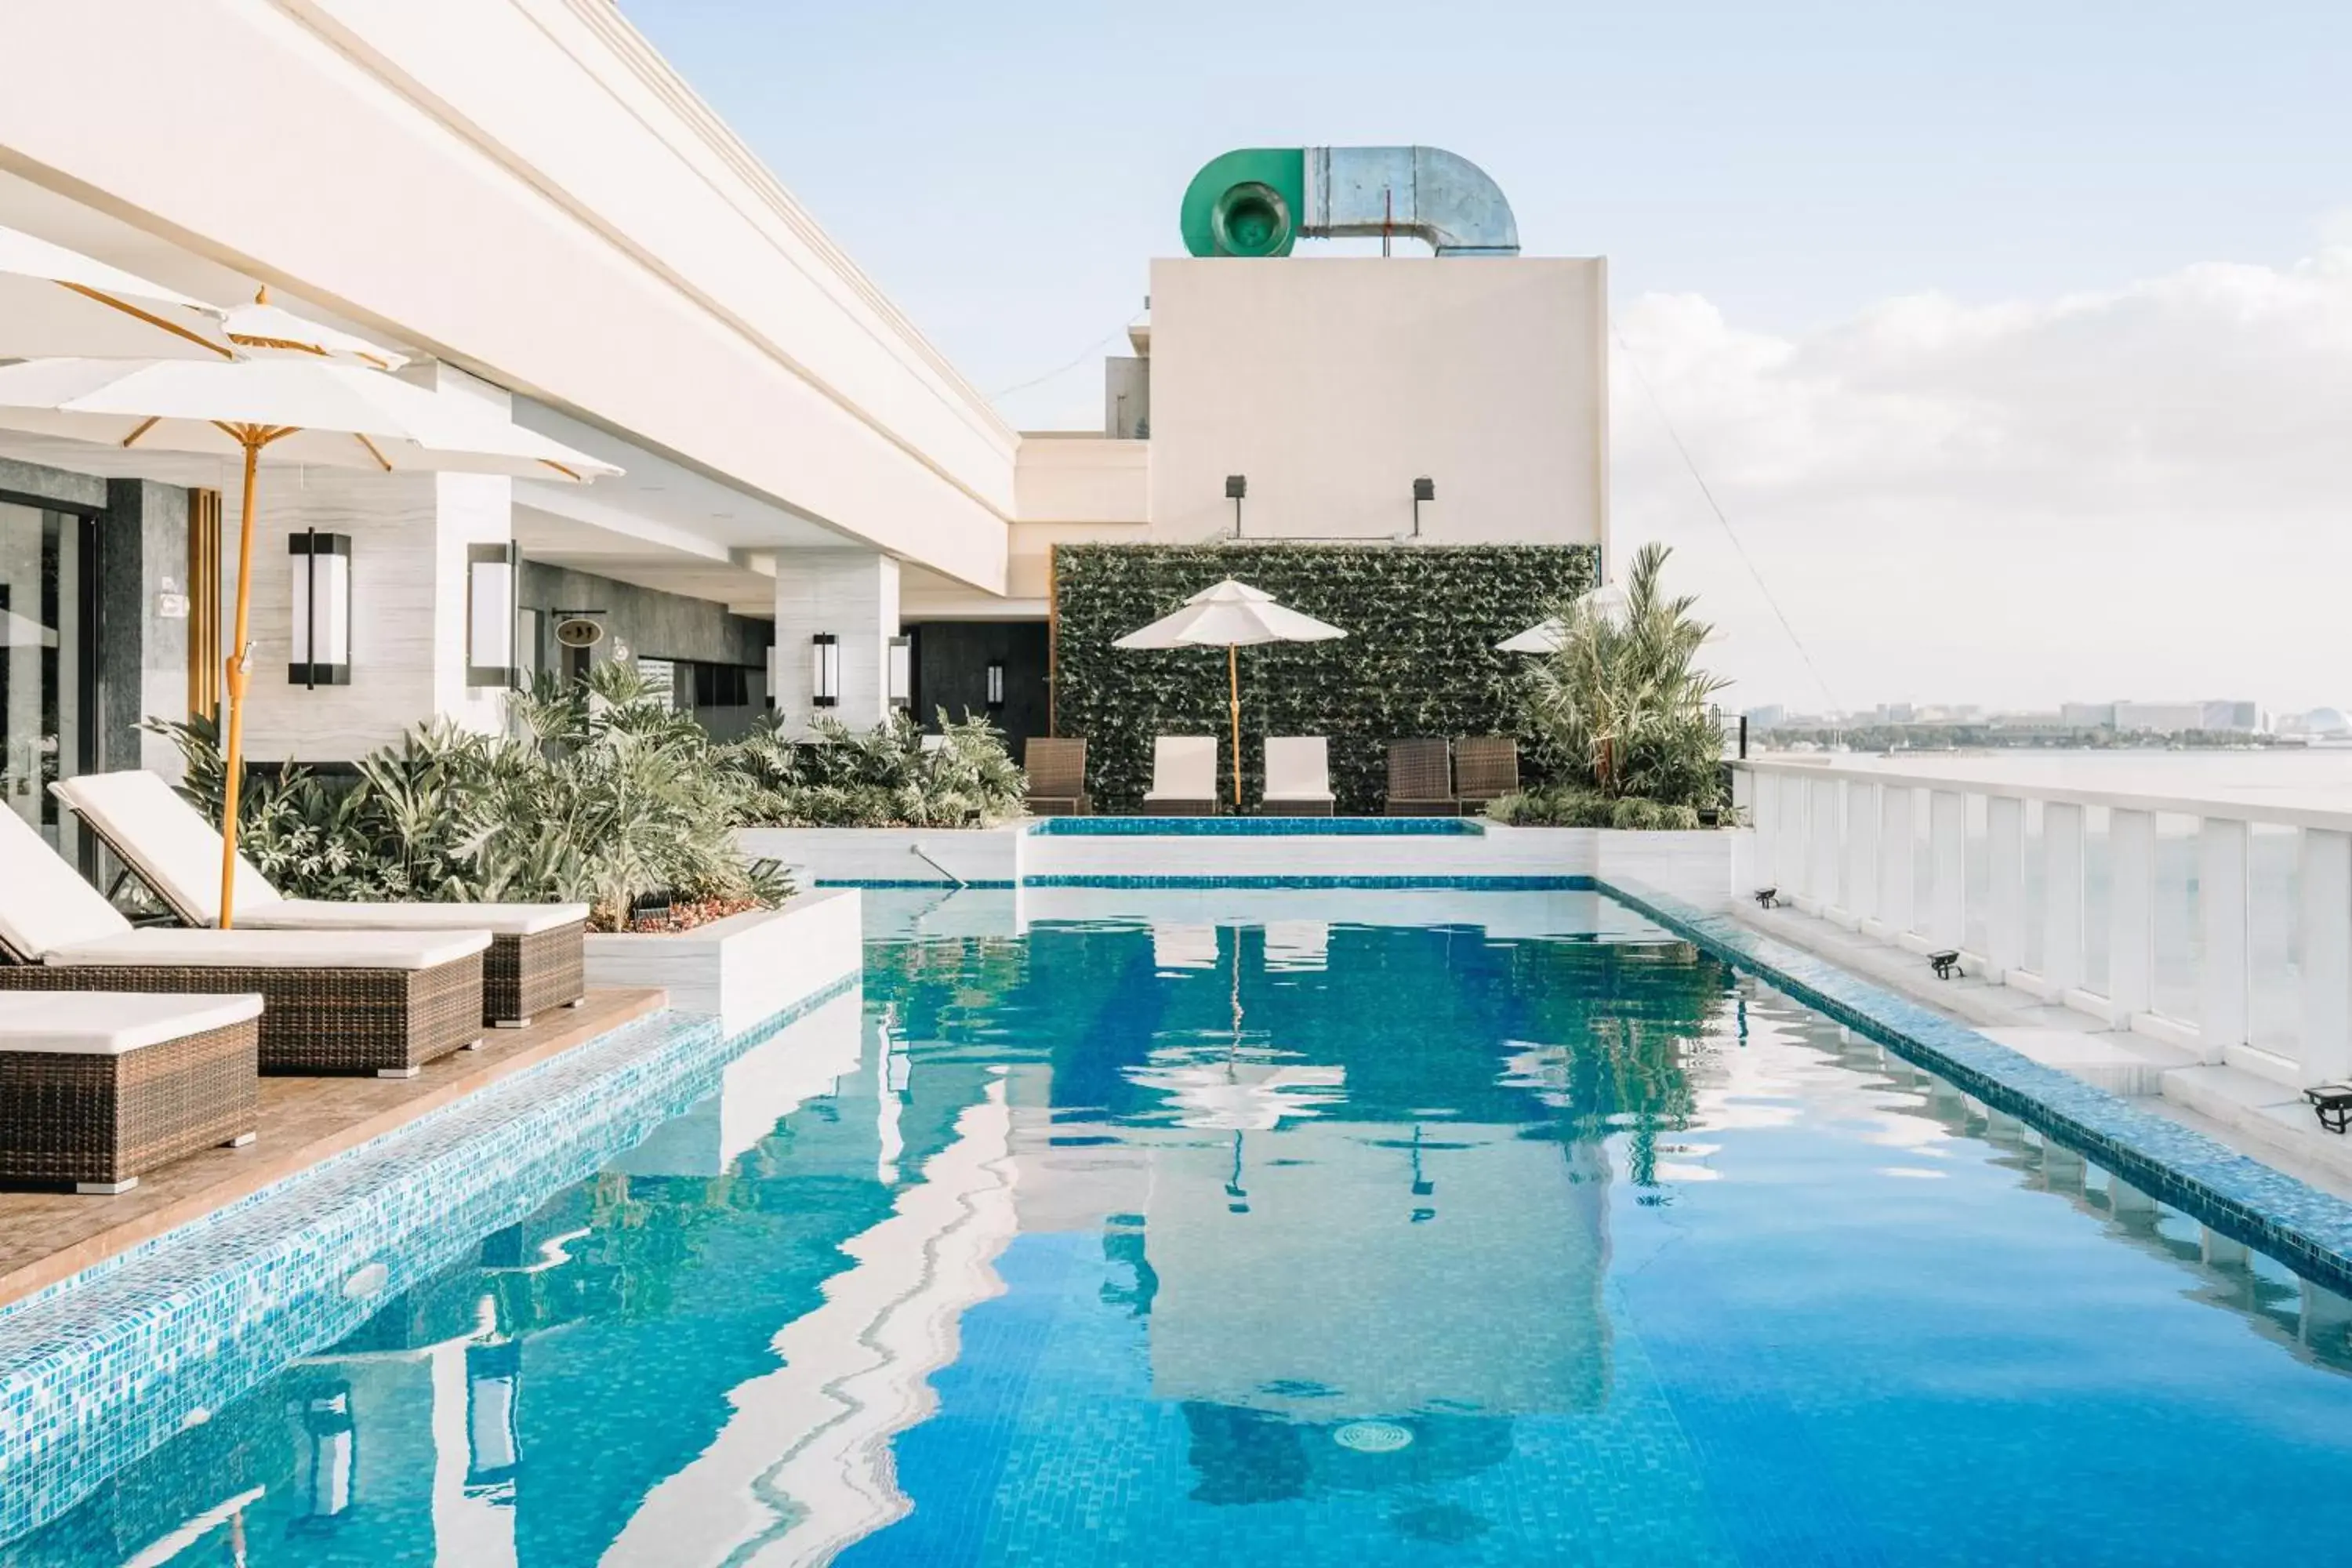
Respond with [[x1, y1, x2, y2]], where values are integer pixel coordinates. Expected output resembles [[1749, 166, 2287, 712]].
[[1844, 779, 1878, 927], [1807, 778, 1841, 914], [2043, 803, 2085, 992], [1929, 789, 1965, 949], [2108, 808, 2157, 1019], [2300, 829, 2352, 1086], [1987, 795, 2025, 974], [1751, 772, 1779, 890], [1877, 786, 1915, 937], [2199, 817, 2249, 1067], [1782, 773, 1810, 898]]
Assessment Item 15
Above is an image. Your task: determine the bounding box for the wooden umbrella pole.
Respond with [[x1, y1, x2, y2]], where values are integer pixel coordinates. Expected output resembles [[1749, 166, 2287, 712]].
[[1227, 643, 1242, 811], [217, 433, 263, 929]]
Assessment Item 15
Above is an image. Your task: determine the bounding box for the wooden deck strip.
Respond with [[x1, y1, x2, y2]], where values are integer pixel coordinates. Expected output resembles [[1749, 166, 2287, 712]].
[[0, 987, 666, 1311]]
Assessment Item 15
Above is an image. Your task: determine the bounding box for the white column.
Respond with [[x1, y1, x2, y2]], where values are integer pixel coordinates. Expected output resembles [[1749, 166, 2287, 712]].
[[1807, 777, 1841, 913], [771, 549, 900, 736], [1751, 773, 1779, 889], [1987, 795, 2025, 973], [2199, 818, 2249, 1066], [1843, 779, 1878, 927], [1878, 786, 1915, 936], [2108, 808, 2157, 1018], [1929, 789, 1965, 949], [2299, 829, 2352, 1085], [2043, 802, 2086, 991]]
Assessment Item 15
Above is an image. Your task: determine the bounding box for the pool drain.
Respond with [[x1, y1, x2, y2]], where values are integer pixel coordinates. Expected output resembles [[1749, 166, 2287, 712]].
[[1334, 1420, 1414, 1454]]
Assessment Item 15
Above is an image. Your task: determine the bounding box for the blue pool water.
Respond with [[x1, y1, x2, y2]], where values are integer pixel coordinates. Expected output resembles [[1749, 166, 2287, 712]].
[[11, 889, 2352, 1565]]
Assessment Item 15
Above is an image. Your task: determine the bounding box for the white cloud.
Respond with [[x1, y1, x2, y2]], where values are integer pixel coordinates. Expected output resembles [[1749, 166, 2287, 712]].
[[1611, 244, 2352, 714]]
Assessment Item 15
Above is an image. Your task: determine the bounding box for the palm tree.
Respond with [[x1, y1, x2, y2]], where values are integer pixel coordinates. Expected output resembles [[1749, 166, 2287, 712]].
[[1523, 543, 1727, 803]]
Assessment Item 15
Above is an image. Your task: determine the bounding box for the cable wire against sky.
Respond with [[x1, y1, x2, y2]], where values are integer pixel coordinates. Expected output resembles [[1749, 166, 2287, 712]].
[[990, 312, 1145, 401], [1611, 318, 1841, 714]]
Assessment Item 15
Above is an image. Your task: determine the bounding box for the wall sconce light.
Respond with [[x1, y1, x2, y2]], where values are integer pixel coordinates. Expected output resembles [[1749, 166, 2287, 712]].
[[287, 529, 351, 688], [887, 634, 912, 709], [985, 661, 1006, 712], [466, 543, 519, 688], [1225, 474, 1247, 536], [1412, 476, 1435, 537], [811, 633, 840, 707]]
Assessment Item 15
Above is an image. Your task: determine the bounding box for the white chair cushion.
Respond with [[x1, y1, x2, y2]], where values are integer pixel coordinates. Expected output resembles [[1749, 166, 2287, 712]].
[[0, 805, 134, 959], [1144, 735, 1219, 800], [0, 992, 263, 1055], [45, 927, 492, 971], [1264, 737, 1334, 800], [240, 900, 590, 937], [50, 770, 280, 924]]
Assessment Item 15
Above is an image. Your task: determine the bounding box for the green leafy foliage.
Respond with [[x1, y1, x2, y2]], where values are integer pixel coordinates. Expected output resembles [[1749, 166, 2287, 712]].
[[1519, 542, 1728, 810], [1484, 788, 1702, 830], [727, 710, 1027, 828], [1053, 543, 1596, 811], [145, 661, 789, 930]]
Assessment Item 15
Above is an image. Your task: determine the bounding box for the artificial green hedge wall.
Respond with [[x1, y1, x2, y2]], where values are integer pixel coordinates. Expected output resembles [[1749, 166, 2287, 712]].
[[1052, 543, 1598, 812]]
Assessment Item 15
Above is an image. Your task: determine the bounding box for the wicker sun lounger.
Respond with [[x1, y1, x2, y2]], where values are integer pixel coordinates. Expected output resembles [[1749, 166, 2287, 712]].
[[1142, 736, 1219, 815], [0, 992, 261, 1193], [53, 771, 588, 1027], [1025, 737, 1092, 815], [1386, 739, 1457, 816], [1454, 736, 1522, 815], [0, 807, 489, 1077]]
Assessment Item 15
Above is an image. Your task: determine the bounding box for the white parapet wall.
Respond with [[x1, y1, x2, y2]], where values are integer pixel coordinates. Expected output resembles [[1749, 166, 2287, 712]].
[[584, 887, 864, 1038], [1737, 756, 2352, 1091]]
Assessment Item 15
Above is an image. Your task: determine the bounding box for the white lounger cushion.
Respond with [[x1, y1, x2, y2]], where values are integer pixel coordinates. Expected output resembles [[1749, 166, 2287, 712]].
[[1144, 736, 1219, 802], [0, 992, 263, 1056], [1263, 737, 1334, 801], [49, 770, 274, 924], [236, 900, 589, 937], [45, 927, 491, 971], [53, 770, 586, 934], [0, 804, 138, 959]]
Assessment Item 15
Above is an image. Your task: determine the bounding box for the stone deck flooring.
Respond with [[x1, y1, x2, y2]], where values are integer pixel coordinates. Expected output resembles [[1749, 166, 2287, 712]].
[[0, 987, 665, 1311]]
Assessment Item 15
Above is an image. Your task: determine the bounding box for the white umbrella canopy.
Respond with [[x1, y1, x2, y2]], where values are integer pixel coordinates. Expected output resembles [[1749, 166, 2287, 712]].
[[1497, 617, 1566, 655], [0, 354, 619, 926], [0, 222, 234, 361], [0, 608, 56, 648], [221, 287, 407, 370], [0, 358, 614, 478], [1114, 579, 1346, 809]]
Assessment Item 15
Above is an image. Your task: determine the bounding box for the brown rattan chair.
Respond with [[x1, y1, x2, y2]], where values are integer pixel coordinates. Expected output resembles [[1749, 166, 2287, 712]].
[[1385, 739, 1457, 816], [53, 771, 586, 1028], [1454, 736, 1523, 815], [0, 808, 488, 1078], [0, 993, 261, 1193], [1025, 737, 1092, 815]]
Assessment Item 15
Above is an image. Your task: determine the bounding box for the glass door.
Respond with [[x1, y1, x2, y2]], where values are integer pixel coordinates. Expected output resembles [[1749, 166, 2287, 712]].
[[0, 499, 84, 860]]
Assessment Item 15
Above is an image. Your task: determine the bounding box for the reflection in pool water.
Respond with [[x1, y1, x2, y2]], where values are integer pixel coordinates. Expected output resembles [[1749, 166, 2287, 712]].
[[15, 892, 2352, 1565]]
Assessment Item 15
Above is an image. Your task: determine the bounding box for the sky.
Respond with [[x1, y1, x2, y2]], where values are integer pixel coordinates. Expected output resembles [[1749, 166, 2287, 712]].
[[621, 1, 2352, 715]]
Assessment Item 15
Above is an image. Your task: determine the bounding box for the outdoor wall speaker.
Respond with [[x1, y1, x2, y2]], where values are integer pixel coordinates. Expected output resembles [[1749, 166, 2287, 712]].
[[287, 529, 351, 688]]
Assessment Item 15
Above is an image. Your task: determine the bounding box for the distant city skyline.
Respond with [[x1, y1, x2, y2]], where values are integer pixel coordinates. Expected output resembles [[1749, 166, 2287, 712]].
[[624, 1, 2352, 710]]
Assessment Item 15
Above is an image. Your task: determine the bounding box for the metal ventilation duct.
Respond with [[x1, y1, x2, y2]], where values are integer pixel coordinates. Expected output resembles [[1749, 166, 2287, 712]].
[[1179, 147, 1520, 259]]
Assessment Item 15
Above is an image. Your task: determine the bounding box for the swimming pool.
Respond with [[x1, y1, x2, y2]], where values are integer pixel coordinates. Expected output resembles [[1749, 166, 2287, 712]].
[[10, 889, 2352, 1564]]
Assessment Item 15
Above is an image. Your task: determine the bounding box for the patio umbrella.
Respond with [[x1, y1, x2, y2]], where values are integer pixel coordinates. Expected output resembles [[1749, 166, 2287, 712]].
[[1113, 578, 1345, 809], [221, 286, 407, 370], [0, 354, 619, 926], [1496, 616, 1566, 655], [0, 222, 234, 360]]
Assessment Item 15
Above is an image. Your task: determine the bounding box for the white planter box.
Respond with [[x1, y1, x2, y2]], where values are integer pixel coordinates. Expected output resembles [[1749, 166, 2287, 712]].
[[583, 887, 863, 1038]]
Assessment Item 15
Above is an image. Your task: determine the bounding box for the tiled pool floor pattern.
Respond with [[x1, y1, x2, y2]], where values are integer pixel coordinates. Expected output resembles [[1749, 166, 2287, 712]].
[[12, 898, 2352, 1564]]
